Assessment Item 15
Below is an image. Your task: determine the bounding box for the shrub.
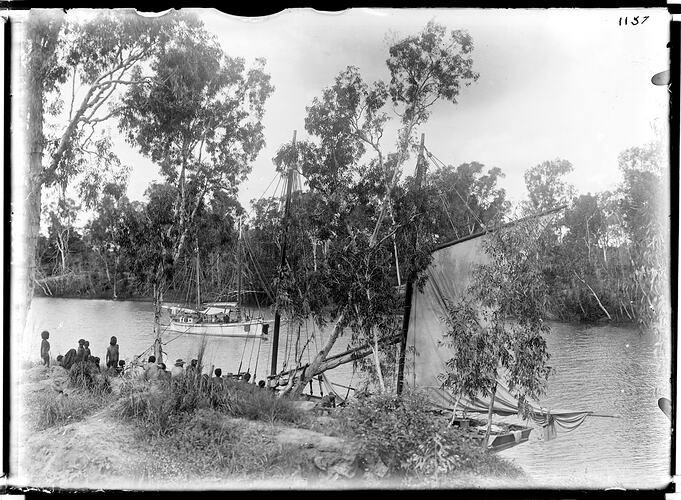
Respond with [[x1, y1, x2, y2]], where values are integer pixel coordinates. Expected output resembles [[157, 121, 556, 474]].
[[117, 374, 303, 437], [216, 379, 302, 423], [117, 381, 179, 436], [337, 390, 522, 482], [68, 362, 112, 396]]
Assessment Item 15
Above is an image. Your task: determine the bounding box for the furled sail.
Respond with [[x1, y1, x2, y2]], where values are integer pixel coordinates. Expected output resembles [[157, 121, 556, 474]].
[[404, 216, 591, 438]]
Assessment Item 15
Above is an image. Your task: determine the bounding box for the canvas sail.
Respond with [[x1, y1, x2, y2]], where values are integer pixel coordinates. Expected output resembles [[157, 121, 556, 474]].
[[404, 225, 591, 436]]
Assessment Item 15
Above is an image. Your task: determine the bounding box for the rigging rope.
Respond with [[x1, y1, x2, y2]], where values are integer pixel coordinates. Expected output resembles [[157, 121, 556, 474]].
[[424, 147, 486, 230], [247, 331, 257, 373], [237, 337, 249, 374], [252, 335, 263, 382], [244, 171, 282, 222]]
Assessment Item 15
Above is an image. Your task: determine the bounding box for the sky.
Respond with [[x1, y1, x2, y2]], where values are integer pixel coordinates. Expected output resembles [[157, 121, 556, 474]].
[[111, 8, 670, 212]]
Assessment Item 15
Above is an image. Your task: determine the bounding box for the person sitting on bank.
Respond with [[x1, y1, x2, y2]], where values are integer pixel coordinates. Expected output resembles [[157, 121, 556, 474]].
[[157, 362, 171, 382], [129, 356, 145, 377], [56, 354, 64, 367], [91, 357, 101, 372], [212, 368, 224, 386], [258, 380, 266, 389], [144, 356, 159, 380], [242, 372, 251, 383], [83, 340, 92, 362], [62, 349, 78, 370], [106, 336, 119, 369], [186, 359, 198, 376], [40, 331, 50, 367], [117, 359, 125, 375], [171, 359, 185, 378]]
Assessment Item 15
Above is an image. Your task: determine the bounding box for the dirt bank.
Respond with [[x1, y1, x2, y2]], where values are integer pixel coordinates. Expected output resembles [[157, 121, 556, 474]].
[[11, 365, 529, 490]]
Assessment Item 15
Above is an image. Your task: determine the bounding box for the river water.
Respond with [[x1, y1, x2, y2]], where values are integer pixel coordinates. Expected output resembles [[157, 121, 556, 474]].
[[20, 298, 672, 489]]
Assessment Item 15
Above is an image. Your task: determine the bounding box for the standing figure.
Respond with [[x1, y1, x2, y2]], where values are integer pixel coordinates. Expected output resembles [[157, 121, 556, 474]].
[[83, 340, 92, 362], [106, 336, 119, 369], [40, 331, 50, 367], [77, 339, 86, 362]]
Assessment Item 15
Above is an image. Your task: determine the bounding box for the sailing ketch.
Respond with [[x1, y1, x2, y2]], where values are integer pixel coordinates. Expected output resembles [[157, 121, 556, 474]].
[[163, 218, 271, 338]]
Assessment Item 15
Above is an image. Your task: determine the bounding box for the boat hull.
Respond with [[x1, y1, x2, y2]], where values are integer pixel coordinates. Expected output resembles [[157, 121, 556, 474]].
[[166, 319, 272, 338]]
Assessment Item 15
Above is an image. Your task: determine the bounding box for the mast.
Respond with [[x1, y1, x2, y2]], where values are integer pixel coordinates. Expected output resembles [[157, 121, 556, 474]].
[[195, 243, 201, 310], [271, 130, 297, 376], [236, 216, 243, 312], [397, 133, 426, 395]]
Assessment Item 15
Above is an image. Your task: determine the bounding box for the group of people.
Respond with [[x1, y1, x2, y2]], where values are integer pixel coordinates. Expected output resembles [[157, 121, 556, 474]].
[[136, 356, 197, 381], [131, 355, 269, 390], [40, 331, 122, 374], [39, 330, 270, 389]]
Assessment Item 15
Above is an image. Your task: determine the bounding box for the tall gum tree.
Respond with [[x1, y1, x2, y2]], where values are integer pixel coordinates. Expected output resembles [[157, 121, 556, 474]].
[[118, 22, 274, 361], [17, 9, 194, 337], [275, 21, 479, 395]]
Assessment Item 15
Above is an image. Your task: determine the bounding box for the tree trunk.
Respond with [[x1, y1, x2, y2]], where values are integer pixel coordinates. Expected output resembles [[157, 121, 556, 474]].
[[21, 14, 60, 338], [271, 331, 401, 385], [113, 254, 119, 299], [448, 391, 463, 427], [573, 270, 611, 320], [371, 327, 386, 392], [153, 279, 164, 363], [284, 312, 346, 398], [482, 381, 498, 448]]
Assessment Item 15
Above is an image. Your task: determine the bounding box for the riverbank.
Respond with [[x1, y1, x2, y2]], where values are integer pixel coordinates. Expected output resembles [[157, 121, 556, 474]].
[[13, 363, 528, 489]]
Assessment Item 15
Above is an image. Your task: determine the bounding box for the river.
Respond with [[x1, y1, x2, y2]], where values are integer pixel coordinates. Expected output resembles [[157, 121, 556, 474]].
[[20, 297, 672, 489]]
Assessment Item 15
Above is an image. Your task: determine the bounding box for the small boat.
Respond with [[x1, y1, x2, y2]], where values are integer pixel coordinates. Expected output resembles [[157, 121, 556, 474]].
[[451, 417, 533, 452], [163, 216, 271, 338], [163, 302, 271, 338]]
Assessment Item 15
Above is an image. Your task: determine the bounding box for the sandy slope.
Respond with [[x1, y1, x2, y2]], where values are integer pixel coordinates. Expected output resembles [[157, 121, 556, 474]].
[[12, 366, 366, 490]]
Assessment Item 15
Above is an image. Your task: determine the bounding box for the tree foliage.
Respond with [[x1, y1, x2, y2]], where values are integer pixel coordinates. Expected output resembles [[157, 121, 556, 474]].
[[523, 158, 575, 213], [441, 218, 554, 415]]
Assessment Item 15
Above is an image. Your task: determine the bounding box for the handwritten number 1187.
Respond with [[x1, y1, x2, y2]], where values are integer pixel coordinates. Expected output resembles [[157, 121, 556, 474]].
[[619, 16, 649, 26]]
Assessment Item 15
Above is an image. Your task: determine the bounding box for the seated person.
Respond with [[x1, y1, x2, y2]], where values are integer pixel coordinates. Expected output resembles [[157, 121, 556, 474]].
[[62, 349, 78, 370], [171, 359, 185, 378], [157, 362, 171, 382], [144, 357, 160, 380], [212, 368, 224, 386]]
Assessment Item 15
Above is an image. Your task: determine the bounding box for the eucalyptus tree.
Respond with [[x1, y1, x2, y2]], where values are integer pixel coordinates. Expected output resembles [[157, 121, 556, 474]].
[[617, 138, 669, 336], [441, 219, 553, 447], [118, 22, 274, 360], [19, 9, 193, 333], [416, 161, 509, 242], [522, 158, 575, 213], [272, 21, 479, 395], [83, 182, 130, 299], [20, 9, 66, 332]]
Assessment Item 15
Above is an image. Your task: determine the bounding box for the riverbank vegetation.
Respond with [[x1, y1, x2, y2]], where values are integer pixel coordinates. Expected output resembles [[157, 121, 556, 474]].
[[20, 362, 524, 487]]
